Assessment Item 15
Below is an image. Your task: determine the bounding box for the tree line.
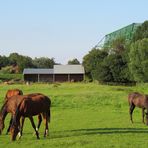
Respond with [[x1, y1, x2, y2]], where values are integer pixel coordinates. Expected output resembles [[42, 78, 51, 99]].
[[0, 52, 80, 74]]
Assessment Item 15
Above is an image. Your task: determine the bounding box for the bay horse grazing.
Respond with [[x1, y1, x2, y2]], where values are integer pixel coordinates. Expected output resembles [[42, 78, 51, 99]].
[[128, 92, 148, 124], [10, 94, 51, 141], [0, 93, 43, 136]]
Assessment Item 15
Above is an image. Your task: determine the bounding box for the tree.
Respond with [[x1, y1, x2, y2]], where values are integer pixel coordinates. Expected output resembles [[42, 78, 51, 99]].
[[9, 52, 20, 66], [9, 53, 34, 73], [33, 57, 55, 68], [129, 38, 148, 82], [93, 53, 131, 83], [18, 55, 34, 72], [0, 55, 10, 69], [82, 48, 108, 80], [111, 37, 126, 54], [132, 21, 148, 42], [92, 56, 113, 82], [68, 58, 80, 65]]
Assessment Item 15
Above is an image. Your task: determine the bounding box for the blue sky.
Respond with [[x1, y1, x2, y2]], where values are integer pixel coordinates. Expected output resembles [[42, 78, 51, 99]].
[[0, 0, 147, 64]]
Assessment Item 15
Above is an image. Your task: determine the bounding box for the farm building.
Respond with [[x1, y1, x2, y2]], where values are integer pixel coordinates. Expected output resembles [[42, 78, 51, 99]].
[[23, 65, 85, 82]]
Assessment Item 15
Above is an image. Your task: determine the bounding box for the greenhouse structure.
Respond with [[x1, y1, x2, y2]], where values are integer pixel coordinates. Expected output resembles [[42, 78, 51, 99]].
[[96, 23, 141, 48]]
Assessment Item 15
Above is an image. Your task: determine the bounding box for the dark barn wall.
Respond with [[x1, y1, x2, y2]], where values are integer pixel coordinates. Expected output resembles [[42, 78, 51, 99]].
[[70, 74, 84, 82], [24, 74, 84, 82], [24, 74, 53, 82], [24, 74, 38, 82], [55, 74, 68, 82], [40, 74, 53, 82]]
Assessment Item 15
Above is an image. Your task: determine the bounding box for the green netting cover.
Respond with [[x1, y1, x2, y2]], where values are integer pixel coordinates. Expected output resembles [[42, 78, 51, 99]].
[[104, 23, 141, 46]]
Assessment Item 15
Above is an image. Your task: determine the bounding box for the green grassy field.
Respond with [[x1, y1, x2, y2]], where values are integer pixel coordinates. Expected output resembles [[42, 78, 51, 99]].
[[0, 82, 148, 147]]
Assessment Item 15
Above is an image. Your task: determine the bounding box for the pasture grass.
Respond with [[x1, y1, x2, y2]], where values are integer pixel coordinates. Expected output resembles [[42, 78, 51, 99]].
[[0, 82, 148, 147]]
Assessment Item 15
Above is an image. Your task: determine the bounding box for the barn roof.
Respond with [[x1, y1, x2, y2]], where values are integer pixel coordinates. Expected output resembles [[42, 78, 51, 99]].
[[23, 65, 85, 74], [54, 65, 85, 74], [23, 68, 54, 74]]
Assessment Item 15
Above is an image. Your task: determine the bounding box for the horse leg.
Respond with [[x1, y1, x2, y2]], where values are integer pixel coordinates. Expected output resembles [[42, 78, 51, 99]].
[[29, 117, 40, 139], [142, 108, 145, 124], [145, 108, 148, 126], [129, 104, 135, 123], [37, 114, 42, 131], [43, 113, 49, 137], [20, 117, 25, 137], [6, 116, 13, 135], [33, 114, 42, 136]]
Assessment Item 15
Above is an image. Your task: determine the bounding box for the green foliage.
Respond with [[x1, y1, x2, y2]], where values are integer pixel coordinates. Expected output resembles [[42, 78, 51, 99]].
[[82, 48, 108, 79], [92, 56, 113, 82], [1, 53, 55, 73], [33, 57, 55, 68], [0, 66, 12, 74], [68, 58, 80, 65], [0, 55, 10, 68], [9, 52, 20, 66], [111, 37, 126, 53], [132, 21, 148, 42], [129, 38, 148, 82], [18, 56, 34, 72], [83, 37, 131, 83], [9, 53, 34, 73], [104, 36, 126, 54], [94, 53, 131, 83], [0, 74, 22, 81]]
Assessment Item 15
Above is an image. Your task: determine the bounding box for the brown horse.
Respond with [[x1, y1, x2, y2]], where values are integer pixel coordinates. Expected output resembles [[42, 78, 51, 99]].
[[10, 94, 51, 141], [3, 89, 23, 134], [128, 92, 148, 124], [0, 93, 42, 136]]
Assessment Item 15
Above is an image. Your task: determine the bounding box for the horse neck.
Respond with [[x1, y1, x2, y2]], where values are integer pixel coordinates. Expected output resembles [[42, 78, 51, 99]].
[[12, 101, 22, 126]]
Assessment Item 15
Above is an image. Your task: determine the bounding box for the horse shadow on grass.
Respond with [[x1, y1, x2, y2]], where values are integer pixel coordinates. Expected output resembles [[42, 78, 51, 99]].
[[48, 127, 148, 139]]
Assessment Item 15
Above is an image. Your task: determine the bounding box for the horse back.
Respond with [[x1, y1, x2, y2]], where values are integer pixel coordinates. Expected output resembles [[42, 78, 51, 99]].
[[18, 95, 51, 117], [128, 92, 142, 101], [128, 92, 148, 108]]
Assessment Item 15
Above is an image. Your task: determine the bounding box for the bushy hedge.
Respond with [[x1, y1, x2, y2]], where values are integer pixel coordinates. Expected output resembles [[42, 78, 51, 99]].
[[0, 74, 23, 82]]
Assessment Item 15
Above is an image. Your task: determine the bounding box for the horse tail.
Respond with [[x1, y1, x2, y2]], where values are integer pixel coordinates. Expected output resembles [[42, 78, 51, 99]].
[[48, 108, 51, 123], [47, 96, 51, 123]]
